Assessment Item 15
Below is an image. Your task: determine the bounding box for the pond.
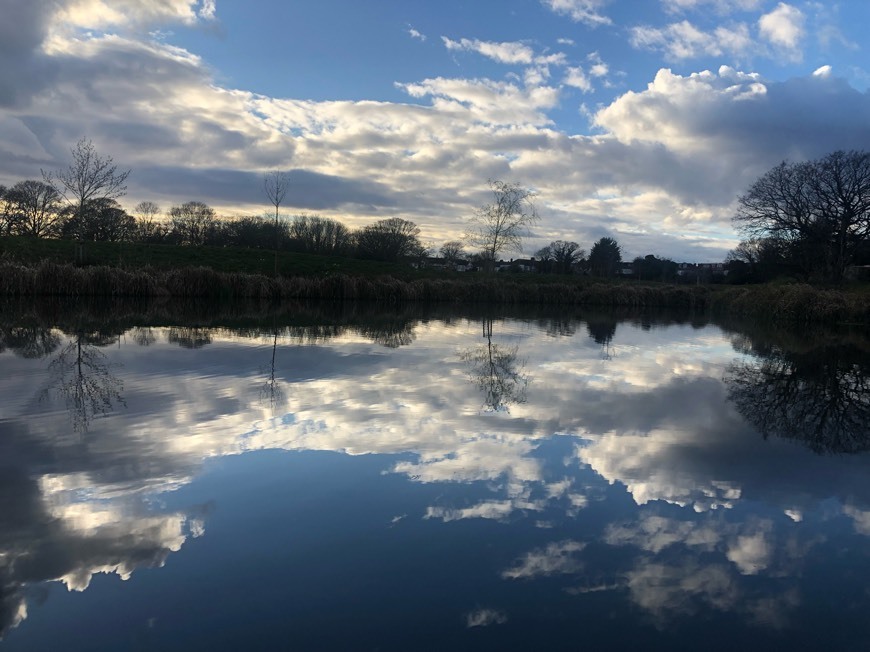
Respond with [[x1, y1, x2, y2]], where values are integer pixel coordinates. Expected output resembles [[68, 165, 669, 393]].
[[0, 301, 868, 651]]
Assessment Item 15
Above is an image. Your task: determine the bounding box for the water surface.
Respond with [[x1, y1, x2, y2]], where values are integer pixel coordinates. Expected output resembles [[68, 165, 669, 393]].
[[0, 303, 868, 651]]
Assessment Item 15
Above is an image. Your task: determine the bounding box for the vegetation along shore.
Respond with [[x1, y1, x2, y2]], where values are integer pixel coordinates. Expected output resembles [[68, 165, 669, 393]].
[[1, 255, 868, 326]]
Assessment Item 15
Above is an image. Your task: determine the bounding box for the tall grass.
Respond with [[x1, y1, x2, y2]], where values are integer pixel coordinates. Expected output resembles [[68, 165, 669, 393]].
[[1, 259, 868, 323]]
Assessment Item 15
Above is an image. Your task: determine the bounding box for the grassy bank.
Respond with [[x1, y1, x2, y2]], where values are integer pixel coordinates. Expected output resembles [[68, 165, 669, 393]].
[[1, 237, 869, 324], [0, 258, 711, 304]]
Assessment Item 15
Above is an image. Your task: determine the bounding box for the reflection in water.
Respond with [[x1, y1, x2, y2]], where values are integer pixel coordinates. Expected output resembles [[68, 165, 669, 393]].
[[0, 325, 61, 359], [41, 331, 126, 433], [260, 324, 286, 409], [726, 338, 870, 454], [460, 317, 529, 413], [167, 326, 213, 349], [1, 301, 870, 649], [586, 314, 618, 359]]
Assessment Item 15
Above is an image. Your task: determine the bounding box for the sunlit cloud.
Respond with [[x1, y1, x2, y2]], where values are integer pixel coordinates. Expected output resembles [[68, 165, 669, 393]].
[[758, 2, 805, 61]]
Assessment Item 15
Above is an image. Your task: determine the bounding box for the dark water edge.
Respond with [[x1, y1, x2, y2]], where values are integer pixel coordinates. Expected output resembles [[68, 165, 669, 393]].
[[1, 260, 869, 325]]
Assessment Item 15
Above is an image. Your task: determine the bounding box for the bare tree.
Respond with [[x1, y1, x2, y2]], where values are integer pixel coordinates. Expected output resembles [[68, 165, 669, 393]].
[[464, 179, 539, 268], [264, 171, 290, 274], [0, 185, 17, 236], [288, 214, 352, 255], [133, 200, 165, 243], [439, 240, 466, 267], [734, 150, 870, 282], [45, 138, 130, 262], [169, 201, 217, 246], [5, 180, 63, 238]]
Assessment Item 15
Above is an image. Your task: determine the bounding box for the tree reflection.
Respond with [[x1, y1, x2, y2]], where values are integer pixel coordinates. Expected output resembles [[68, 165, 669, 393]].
[[586, 316, 617, 360], [260, 324, 286, 409], [726, 341, 870, 454], [460, 317, 529, 413], [357, 319, 416, 348], [41, 331, 125, 433], [0, 325, 61, 359], [167, 327, 212, 349]]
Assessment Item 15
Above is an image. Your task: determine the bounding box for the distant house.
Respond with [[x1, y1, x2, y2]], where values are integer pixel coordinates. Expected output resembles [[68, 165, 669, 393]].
[[496, 258, 538, 273], [412, 256, 472, 272], [676, 262, 728, 281]]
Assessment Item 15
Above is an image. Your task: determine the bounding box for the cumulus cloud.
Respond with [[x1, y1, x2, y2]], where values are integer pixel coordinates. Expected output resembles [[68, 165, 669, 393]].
[[758, 2, 805, 61], [55, 0, 215, 31]]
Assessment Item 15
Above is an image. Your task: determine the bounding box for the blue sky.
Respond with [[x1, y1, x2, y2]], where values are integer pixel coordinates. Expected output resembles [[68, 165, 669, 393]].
[[1, 0, 870, 260]]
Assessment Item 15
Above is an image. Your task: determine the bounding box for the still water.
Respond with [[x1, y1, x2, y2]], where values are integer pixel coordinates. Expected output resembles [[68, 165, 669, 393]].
[[0, 302, 868, 651]]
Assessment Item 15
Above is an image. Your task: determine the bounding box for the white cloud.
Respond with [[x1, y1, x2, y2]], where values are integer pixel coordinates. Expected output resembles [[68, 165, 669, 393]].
[[564, 66, 592, 92], [726, 530, 772, 575], [443, 37, 536, 66], [502, 540, 586, 579], [56, 0, 213, 31], [542, 0, 612, 26], [661, 0, 761, 14], [587, 51, 609, 77], [630, 20, 753, 61], [758, 2, 805, 60], [408, 26, 426, 42]]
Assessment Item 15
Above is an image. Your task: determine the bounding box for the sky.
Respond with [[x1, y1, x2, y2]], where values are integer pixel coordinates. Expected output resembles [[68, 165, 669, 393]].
[[1, 0, 870, 261]]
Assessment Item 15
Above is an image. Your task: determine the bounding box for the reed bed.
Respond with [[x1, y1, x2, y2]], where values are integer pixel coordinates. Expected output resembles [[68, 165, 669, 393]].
[[1, 260, 867, 323], [710, 284, 870, 325]]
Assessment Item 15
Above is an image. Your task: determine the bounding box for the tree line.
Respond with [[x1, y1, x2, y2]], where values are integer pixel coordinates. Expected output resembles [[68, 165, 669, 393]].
[[6, 138, 866, 283]]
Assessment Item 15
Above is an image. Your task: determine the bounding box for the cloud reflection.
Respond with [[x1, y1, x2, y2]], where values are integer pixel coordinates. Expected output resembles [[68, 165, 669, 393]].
[[1, 308, 870, 637]]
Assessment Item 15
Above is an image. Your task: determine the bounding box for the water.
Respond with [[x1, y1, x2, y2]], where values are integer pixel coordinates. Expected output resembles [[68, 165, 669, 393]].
[[0, 302, 868, 651]]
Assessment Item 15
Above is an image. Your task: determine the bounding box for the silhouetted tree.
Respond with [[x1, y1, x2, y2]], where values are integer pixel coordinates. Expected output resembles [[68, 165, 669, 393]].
[[355, 217, 424, 262], [133, 200, 167, 243], [169, 201, 217, 246], [439, 240, 466, 267], [61, 198, 135, 242], [465, 179, 538, 268], [4, 180, 62, 238], [264, 171, 290, 274], [734, 150, 870, 282], [45, 138, 130, 262], [631, 254, 677, 282], [288, 214, 352, 255], [0, 185, 14, 235], [588, 237, 622, 277], [537, 240, 584, 274]]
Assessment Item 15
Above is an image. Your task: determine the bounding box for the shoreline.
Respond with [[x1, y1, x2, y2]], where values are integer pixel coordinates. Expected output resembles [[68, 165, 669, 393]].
[[1, 259, 868, 325]]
